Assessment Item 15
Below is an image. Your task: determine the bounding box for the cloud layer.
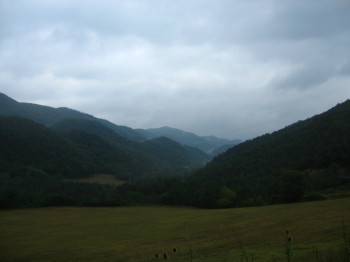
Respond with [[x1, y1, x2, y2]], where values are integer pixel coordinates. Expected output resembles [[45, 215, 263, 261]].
[[1, 0, 349, 139]]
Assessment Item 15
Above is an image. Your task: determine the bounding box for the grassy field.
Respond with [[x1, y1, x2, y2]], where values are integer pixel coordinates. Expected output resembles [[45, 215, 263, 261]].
[[65, 174, 126, 186], [1, 198, 349, 262]]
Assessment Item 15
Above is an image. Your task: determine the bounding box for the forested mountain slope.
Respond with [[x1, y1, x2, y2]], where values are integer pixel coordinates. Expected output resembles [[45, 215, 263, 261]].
[[138, 126, 241, 154], [109, 100, 350, 209], [0, 92, 144, 141], [0, 116, 94, 177], [52, 118, 209, 170], [1, 92, 238, 155], [142, 136, 210, 167], [0, 93, 210, 177], [0, 116, 156, 179], [1, 98, 349, 209], [0, 116, 209, 181], [203, 100, 350, 179], [183, 100, 350, 207]]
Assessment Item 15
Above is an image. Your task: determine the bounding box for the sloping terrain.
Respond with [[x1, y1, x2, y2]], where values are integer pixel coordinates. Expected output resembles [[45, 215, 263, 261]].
[[185, 100, 350, 207], [138, 126, 241, 154], [0, 93, 211, 178], [0, 116, 93, 178], [202, 100, 350, 180], [0, 92, 144, 141]]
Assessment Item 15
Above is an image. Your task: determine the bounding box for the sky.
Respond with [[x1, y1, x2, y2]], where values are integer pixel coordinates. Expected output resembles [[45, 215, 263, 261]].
[[0, 0, 349, 140]]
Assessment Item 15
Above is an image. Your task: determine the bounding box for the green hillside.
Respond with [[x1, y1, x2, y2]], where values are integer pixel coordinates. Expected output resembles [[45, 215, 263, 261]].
[[1, 93, 349, 210], [203, 99, 350, 177], [187, 100, 350, 207], [0, 115, 209, 180], [0, 116, 156, 179], [122, 100, 350, 209], [58, 130, 153, 178], [52, 118, 209, 170], [0, 93, 210, 176], [52, 118, 128, 145], [0, 116, 94, 178], [0, 92, 144, 141], [142, 136, 210, 168]]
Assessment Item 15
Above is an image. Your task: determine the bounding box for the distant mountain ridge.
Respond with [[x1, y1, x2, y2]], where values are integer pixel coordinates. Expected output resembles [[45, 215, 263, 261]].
[[2, 92, 350, 209], [0, 92, 240, 154], [0, 92, 212, 179], [137, 126, 241, 154], [0, 92, 144, 142], [52, 118, 211, 169]]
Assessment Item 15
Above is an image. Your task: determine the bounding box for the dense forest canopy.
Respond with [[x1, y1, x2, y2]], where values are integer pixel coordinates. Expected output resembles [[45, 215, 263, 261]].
[[0, 92, 349, 209]]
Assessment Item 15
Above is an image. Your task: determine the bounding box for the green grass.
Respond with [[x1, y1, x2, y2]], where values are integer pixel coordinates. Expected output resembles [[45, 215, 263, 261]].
[[1, 198, 349, 262]]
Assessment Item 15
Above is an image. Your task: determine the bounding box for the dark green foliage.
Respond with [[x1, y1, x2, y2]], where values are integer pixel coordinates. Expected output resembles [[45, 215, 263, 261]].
[[142, 136, 210, 168], [0, 116, 94, 178], [0, 92, 210, 179], [51, 118, 161, 178], [1, 92, 350, 209], [188, 100, 350, 207], [132, 100, 350, 209], [216, 186, 237, 208], [59, 130, 149, 179], [0, 92, 145, 141], [53, 118, 209, 174], [277, 170, 306, 203], [51, 118, 128, 145], [0, 171, 122, 208], [0, 98, 211, 208], [1, 101, 210, 179]]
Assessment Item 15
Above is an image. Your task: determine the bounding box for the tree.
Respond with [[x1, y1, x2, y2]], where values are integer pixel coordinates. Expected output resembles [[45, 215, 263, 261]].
[[278, 170, 306, 203], [216, 186, 236, 208]]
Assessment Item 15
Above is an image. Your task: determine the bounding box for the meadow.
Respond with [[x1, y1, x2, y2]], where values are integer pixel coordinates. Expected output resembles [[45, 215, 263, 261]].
[[1, 198, 349, 262]]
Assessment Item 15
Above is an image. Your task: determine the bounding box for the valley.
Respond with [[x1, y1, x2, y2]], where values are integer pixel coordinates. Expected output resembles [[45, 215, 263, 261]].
[[1, 93, 350, 209], [1, 1, 349, 261]]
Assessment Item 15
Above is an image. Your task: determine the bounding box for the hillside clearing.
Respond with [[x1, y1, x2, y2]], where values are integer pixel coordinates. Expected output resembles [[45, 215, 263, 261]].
[[65, 174, 126, 186], [1, 198, 349, 262]]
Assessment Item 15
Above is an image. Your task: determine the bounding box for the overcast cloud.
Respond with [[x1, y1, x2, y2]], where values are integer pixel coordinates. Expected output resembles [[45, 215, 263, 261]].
[[1, 0, 349, 140]]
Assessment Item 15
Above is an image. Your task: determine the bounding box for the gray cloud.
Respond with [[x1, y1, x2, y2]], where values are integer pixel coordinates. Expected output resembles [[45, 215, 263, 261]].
[[0, 0, 349, 140]]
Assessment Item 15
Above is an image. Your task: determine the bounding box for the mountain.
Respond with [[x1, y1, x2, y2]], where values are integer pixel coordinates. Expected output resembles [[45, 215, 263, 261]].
[[0, 92, 144, 141], [137, 126, 241, 154], [1, 93, 349, 209], [210, 143, 240, 156], [0, 114, 210, 181], [207, 100, 350, 174], [52, 118, 209, 170], [51, 118, 130, 146], [185, 100, 350, 207], [0, 92, 211, 180], [0, 116, 94, 178], [142, 136, 210, 168], [202, 135, 242, 150], [56, 129, 154, 179], [0, 92, 237, 154]]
